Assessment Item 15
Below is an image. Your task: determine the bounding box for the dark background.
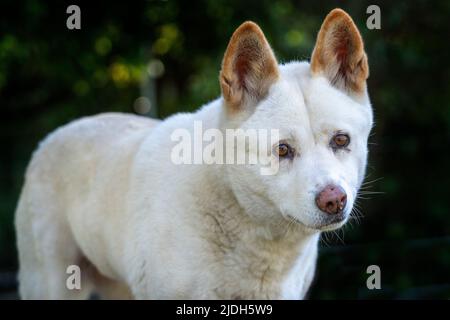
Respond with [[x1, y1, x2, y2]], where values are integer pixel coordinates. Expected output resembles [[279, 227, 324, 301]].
[[0, 0, 449, 299]]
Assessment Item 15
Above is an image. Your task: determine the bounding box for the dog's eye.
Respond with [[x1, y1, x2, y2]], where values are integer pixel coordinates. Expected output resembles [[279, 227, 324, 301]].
[[275, 143, 293, 158], [331, 133, 350, 149]]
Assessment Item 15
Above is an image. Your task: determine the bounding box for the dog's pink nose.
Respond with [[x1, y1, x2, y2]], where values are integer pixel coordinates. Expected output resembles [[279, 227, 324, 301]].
[[315, 184, 347, 215]]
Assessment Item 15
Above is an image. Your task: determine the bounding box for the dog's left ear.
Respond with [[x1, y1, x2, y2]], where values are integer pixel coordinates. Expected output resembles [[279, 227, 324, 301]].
[[310, 8, 369, 96], [220, 21, 279, 112]]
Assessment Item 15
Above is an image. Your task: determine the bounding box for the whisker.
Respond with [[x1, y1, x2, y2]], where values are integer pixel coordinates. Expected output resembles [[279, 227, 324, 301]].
[[358, 191, 385, 195], [320, 232, 331, 247], [360, 176, 384, 186]]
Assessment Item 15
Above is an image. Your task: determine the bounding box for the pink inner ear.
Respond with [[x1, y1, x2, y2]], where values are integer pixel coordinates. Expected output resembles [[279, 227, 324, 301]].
[[233, 38, 261, 91], [335, 40, 350, 76], [235, 56, 250, 90], [333, 26, 351, 64], [331, 25, 356, 78], [336, 42, 348, 62]]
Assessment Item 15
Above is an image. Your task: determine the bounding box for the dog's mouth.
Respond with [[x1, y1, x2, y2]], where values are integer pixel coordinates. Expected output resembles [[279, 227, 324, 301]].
[[286, 212, 348, 232], [316, 215, 347, 231]]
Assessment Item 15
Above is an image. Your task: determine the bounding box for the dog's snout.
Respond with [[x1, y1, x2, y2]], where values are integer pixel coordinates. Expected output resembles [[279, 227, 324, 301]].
[[315, 184, 347, 215]]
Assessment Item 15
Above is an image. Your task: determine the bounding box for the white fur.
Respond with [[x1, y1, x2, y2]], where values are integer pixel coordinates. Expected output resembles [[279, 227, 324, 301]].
[[15, 61, 372, 299]]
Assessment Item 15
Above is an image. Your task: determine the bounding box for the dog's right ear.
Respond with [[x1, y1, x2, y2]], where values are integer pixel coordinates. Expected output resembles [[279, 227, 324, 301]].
[[220, 21, 279, 112]]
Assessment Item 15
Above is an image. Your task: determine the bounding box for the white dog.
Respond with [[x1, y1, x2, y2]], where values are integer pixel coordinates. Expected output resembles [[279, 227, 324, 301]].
[[15, 8, 372, 299]]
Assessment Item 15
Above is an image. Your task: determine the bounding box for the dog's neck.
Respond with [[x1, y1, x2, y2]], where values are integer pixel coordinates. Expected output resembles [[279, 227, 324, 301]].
[[195, 166, 320, 298]]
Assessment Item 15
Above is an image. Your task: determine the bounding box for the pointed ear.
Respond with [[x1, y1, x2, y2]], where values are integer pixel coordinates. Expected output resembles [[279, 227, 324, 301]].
[[220, 21, 279, 111], [310, 9, 369, 95]]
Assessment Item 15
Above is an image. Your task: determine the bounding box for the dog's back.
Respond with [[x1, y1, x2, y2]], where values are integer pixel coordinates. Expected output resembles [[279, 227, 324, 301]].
[[15, 113, 158, 299]]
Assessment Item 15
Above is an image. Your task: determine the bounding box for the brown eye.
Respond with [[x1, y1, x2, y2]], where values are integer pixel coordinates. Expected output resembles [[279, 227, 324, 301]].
[[276, 143, 291, 157], [332, 133, 350, 149]]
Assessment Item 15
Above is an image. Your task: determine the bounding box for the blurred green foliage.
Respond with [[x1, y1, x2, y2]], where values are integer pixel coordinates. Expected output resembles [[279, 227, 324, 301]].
[[0, 0, 449, 298]]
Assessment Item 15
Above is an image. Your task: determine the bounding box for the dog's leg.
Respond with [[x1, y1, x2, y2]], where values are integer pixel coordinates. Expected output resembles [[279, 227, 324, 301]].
[[91, 272, 134, 300], [16, 180, 94, 299]]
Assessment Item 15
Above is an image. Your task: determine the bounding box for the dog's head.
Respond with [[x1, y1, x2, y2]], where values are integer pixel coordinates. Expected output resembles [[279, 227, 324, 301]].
[[220, 9, 373, 232]]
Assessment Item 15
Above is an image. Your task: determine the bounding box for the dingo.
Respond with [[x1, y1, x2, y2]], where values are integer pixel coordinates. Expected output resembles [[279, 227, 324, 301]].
[[16, 9, 372, 299]]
